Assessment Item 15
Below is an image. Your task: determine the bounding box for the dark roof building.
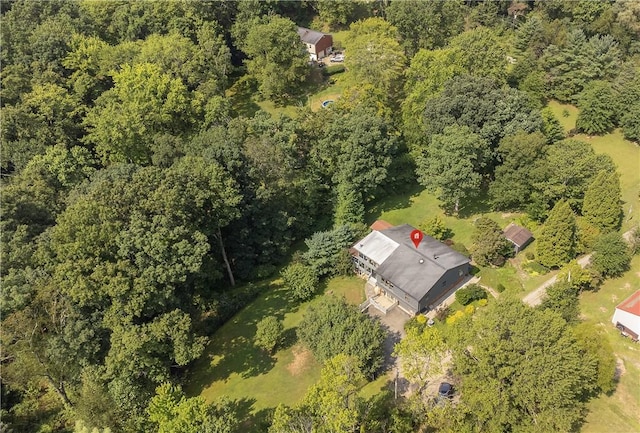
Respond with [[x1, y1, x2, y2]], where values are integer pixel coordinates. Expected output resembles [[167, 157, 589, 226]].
[[503, 223, 534, 254], [297, 27, 333, 61], [352, 222, 470, 315]]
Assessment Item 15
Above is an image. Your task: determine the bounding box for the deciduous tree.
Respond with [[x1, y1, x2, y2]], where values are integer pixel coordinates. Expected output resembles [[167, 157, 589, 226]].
[[415, 125, 489, 214], [470, 218, 512, 266], [591, 232, 631, 277], [254, 316, 284, 353], [452, 298, 600, 432], [393, 327, 447, 393]]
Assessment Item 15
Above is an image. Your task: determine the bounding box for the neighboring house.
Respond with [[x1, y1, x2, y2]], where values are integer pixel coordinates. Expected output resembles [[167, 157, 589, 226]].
[[351, 221, 470, 316], [503, 223, 534, 254], [612, 290, 640, 341], [297, 27, 333, 61]]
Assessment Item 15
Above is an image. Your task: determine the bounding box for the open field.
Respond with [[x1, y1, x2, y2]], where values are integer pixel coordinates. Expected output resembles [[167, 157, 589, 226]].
[[186, 275, 365, 427], [580, 255, 640, 433]]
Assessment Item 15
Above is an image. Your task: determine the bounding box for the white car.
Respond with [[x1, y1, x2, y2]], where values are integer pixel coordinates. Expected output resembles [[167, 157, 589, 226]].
[[330, 54, 344, 62]]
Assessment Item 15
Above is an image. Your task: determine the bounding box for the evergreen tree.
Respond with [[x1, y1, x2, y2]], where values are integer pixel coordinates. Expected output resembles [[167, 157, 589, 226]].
[[537, 200, 576, 268], [582, 170, 622, 233], [576, 81, 618, 134]]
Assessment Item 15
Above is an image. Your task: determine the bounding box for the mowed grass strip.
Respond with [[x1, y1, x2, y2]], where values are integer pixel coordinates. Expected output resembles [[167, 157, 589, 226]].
[[580, 255, 640, 433], [186, 275, 366, 413]]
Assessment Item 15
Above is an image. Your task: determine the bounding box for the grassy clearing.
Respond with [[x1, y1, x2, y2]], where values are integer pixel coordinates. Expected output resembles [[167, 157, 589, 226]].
[[547, 101, 640, 229], [186, 274, 366, 423], [580, 255, 640, 433]]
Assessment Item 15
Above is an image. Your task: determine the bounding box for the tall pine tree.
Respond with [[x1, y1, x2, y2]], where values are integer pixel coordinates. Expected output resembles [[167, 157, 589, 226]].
[[537, 200, 576, 268], [582, 170, 622, 233]]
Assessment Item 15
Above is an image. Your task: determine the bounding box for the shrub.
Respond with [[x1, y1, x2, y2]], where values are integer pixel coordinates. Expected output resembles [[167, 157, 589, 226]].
[[455, 284, 488, 306], [464, 305, 475, 315], [416, 314, 427, 324], [281, 262, 319, 302], [496, 283, 506, 293], [446, 310, 465, 325], [525, 251, 535, 261], [523, 261, 549, 275], [477, 299, 488, 307], [255, 316, 283, 353]]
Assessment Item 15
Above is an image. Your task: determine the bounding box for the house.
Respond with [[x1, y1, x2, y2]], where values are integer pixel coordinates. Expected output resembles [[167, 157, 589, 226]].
[[612, 290, 640, 341], [351, 221, 470, 316], [503, 223, 534, 254], [297, 27, 333, 61]]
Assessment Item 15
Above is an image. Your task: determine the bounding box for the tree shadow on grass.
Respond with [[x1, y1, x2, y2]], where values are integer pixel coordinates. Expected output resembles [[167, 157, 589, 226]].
[[279, 327, 298, 352], [187, 282, 304, 394], [456, 190, 493, 219]]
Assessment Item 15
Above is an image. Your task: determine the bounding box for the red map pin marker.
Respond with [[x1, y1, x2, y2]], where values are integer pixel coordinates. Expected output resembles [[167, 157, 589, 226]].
[[410, 229, 423, 248]]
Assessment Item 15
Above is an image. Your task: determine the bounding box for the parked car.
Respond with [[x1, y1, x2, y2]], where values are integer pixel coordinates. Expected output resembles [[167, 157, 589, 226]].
[[330, 54, 344, 62]]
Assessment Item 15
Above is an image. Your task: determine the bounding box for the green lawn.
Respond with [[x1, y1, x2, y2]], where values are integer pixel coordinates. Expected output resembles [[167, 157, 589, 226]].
[[186, 275, 366, 427], [547, 101, 640, 229], [580, 255, 640, 433]]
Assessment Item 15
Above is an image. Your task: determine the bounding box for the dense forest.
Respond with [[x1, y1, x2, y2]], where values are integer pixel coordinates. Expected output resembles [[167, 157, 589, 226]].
[[1, 0, 639, 432]]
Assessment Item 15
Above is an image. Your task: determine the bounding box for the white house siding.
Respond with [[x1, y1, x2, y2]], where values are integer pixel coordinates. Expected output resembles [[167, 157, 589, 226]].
[[612, 308, 640, 337]]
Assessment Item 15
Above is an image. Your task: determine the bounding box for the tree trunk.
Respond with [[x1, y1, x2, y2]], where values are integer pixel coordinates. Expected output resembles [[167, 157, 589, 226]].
[[45, 375, 73, 408], [454, 198, 460, 214], [217, 226, 235, 287]]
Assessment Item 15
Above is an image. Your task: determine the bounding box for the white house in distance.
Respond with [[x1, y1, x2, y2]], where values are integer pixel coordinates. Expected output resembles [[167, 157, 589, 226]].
[[612, 290, 640, 341], [297, 27, 333, 61]]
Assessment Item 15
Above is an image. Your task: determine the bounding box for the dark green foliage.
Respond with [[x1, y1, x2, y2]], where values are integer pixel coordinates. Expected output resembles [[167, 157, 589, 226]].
[[386, 0, 464, 55], [254, 316, 284, 353], [302, 225, 356, 278], [455, 284, 488, 305], [470, 218, 512, 267], [582, 170, 622, 233], [451, 298, 601, 432], [297, 296, 385, 376], [542, 30, 621, 103], [490, 131, 547, 211], [415, 125, 489, 214], [537, 200, 577, 268], [281, 262, 319, 302], [148, 383, 238, 433], [541, 280, 580, 323], [573, 323, 617, 395], [591, 232, 632, 277], [628, 225, 640, 256], [576, 81, 618, 134], [421, 75, 543, 150], [496, 283, 506, 293], [238, 15, 308, 102], [540, 107, 565, 143], [533, 139, 616, 212]]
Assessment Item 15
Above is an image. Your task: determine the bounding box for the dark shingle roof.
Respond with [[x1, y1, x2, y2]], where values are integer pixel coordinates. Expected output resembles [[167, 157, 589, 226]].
[[297, 27, 326, 45], [374, 225, 470, 301], [503, 223, 534, 247]]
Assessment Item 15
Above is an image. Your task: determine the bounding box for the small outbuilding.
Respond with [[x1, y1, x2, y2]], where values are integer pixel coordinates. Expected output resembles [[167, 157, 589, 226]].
[[612, 290, 640, 342], [297, 27, 333, 61], [503, 223, 534, 254]]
